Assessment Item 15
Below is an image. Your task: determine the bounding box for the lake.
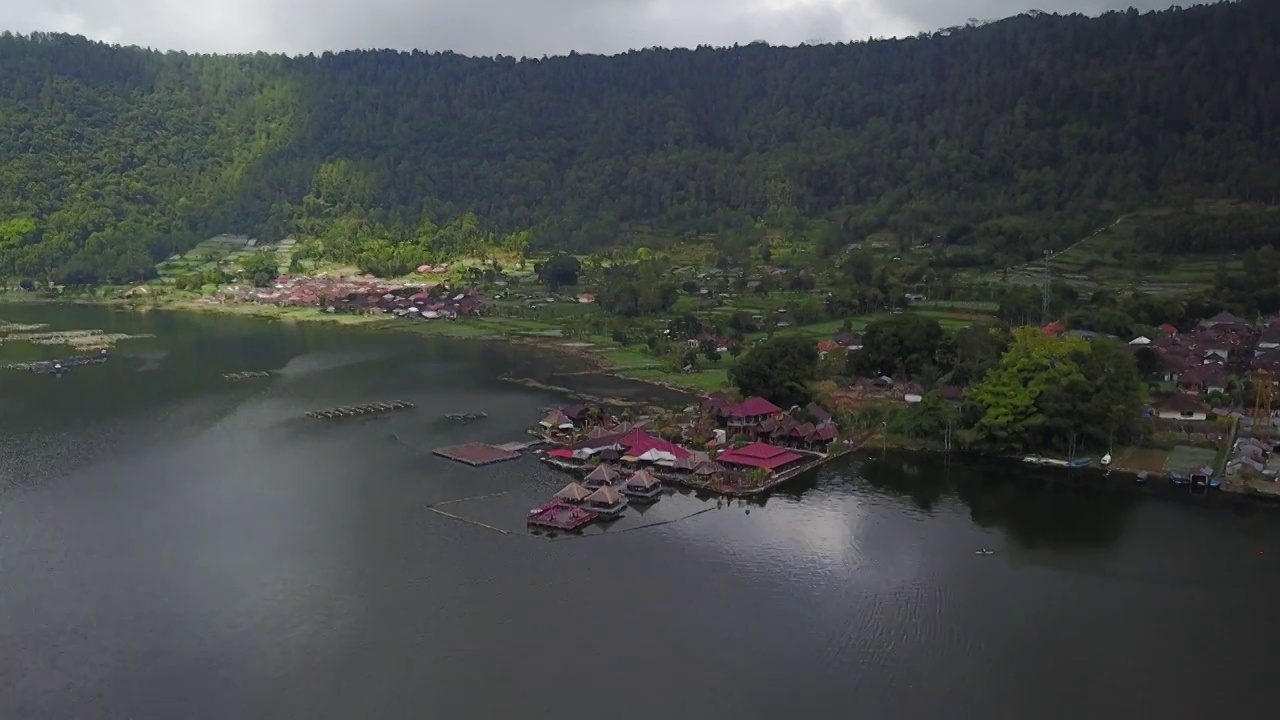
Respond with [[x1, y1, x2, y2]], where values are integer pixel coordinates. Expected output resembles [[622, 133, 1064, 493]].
[[2, 304, 1278, 719]]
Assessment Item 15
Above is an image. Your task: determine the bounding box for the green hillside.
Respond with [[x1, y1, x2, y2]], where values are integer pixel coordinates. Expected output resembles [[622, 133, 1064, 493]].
[[1, 0, 1279, 284]]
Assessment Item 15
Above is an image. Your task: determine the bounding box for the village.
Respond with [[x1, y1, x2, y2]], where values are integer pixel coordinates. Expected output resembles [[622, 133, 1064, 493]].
[[160, 261, 1280, 501]]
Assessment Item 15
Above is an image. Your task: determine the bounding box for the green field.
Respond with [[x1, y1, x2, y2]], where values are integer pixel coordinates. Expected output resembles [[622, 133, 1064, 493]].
[[978, 201, 1273, 294]]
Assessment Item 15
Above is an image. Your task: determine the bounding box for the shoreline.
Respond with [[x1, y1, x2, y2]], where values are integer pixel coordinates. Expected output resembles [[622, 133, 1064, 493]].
[[8, 293, 1280, 502], [1, 293, 706, 403]]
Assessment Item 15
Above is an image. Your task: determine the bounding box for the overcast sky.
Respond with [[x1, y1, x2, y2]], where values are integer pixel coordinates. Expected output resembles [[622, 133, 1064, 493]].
[[2, 1, 1185, 57]]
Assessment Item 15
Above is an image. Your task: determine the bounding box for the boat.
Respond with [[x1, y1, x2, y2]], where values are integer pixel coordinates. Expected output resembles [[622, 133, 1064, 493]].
[[1100, 453, 1112, 466], [1067, 457, 1092, 468], [975, 549, 994, 556], [1135, 471, 1149, 484], [621, 469, 663, 501], [583, 485, 628, 518], [1170, 473, 1191, 486]]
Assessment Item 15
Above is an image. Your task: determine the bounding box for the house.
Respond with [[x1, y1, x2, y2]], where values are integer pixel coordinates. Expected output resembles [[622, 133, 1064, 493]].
[[1040, 320, 1066, 336], [816, 340, 841, 357], [1154, 395, 1211, 422], [726, 397, 784, 428], [1160, 352, 1190, 382], [577, 293, 596, 304], [1129, 336, 1152, 346], [1177, 362, 1227, 396], [716, 441, 805, 474], [1159, 323, 1179, 337], [833, 332, 863, 351], [1199, 311, 1247, 330]]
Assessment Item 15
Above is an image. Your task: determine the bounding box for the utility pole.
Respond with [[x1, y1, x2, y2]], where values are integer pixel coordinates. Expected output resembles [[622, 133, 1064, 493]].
[[1041, 249, 1051, 325]]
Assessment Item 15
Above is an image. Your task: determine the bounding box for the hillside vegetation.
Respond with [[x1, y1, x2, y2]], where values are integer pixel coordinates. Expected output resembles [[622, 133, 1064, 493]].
[[1, 0, 1279, 285]]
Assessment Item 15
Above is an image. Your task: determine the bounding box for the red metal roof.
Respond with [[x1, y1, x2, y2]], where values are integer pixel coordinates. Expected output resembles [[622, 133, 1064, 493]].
[[548, 448, 575, 458], [1040, 321, 1066, 336], [730, 397, 783, 417], [613, 428, 692, 459], [716, 442, 804, 470]]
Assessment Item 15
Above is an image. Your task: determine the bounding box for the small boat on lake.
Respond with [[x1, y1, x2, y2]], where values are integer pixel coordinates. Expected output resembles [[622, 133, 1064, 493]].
[[1100, 453, 1112, 466], [1136, 471, 1149, 485], [975, 549, 994, 556]]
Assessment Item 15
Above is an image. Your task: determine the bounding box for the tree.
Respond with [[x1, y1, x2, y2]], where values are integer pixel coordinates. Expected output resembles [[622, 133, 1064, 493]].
[[240, 250, 279, 287], [965, 329, 1145, 453], [537, 254, 581, 290], [847, 314, 946, 380], [729, 334, 819, 409]]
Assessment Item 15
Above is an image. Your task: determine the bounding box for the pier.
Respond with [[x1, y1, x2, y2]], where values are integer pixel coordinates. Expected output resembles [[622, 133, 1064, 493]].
[[305, 400, 414, 419], [2, 352, 108, 374], [224, 371, 271, 380], [433, 442, 522, 466]]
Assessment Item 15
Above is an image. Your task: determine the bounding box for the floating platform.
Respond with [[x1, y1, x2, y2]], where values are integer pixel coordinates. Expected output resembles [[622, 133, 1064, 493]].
[[433, 442, 521, 466], [443, 411, 488, 421], [527, 502, 597, 531], [4, 352, 108, 374], [224, 371, 271, 380], [305, 400, 414, 419]]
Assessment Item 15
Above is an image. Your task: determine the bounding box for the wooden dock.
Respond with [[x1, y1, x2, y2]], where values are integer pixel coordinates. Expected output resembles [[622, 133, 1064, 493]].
[[433, 442, 521, 466], [527, 502, 597, 531], [305, 400, 414, 419]]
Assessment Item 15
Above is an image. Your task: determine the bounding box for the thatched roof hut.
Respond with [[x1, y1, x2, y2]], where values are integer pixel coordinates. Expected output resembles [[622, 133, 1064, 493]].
[[694, 461, 726, 476], [540, 410, 573, 429], [554, 481, 592, 502], [672, 455, 699, 472], [586, 485, 625, 505], [626, 469, 661, 490], [584, 464, 620, 486]]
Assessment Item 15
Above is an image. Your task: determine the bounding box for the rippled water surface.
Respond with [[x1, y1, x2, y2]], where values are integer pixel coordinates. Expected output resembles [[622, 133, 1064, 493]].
[[2, 304, 1278, 720]]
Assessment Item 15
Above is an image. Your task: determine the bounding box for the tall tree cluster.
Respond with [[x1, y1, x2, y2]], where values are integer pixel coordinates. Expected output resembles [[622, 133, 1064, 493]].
[[1, 0, 1279, 283]]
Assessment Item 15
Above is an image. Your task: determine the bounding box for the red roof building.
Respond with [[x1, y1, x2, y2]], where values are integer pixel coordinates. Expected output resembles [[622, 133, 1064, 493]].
[[716, 442, 804, 472], [728, 397, 784, 420], [1160, 323, 1179, 337], [617, 428, 693, 459], [1040, 321, 1066, 336]]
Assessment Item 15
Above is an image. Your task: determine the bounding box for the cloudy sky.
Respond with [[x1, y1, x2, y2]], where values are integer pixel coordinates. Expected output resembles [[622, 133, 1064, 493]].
[[3, 0, 1183, 57]]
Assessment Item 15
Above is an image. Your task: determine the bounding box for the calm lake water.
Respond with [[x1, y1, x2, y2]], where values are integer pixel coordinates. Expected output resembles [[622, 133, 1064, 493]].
[[2, 304, 1278, 720]]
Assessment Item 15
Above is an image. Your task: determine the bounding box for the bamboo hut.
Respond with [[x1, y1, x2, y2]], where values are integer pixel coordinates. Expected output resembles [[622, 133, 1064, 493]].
[[539, 410, 574, 431], [622, 469, 663, 500], [584, 485, 628, 517], [694, 460, 726, 477], [554, 481, 593, 503], [584, 463, 622, 489]]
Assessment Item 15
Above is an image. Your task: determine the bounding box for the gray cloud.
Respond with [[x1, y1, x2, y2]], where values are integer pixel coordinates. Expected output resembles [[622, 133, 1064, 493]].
[[1, 1, 1183, 57]]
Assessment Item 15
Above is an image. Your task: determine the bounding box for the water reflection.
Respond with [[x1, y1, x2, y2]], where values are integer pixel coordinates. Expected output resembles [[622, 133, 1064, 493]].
[[860, 451, 1142, 550]]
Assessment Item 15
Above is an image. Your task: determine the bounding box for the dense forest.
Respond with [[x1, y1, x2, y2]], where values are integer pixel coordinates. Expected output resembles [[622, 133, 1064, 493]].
[[1, 0, 1279, 284]]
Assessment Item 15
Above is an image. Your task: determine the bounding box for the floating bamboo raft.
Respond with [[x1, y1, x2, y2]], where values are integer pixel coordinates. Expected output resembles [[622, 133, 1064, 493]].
[[305, 400, 414, 419], [224, 371, 272, 380], [443, 411, 488, 421], [2, 353, 108, 374]]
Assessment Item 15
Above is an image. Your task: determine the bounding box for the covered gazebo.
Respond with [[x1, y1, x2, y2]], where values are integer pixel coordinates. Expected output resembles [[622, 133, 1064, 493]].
[[554, 481, 593, 503]]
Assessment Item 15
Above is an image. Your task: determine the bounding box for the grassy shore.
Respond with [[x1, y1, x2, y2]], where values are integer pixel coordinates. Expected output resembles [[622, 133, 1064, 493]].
[[1, 290, 727, 396]]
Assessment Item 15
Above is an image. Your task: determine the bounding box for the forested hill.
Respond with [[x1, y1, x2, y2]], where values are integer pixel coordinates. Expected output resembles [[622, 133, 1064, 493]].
[[1, 0, 1279, 284]]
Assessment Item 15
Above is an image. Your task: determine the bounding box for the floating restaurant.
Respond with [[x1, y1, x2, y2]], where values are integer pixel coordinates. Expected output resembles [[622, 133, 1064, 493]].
[[533, 395, 853, 497]]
